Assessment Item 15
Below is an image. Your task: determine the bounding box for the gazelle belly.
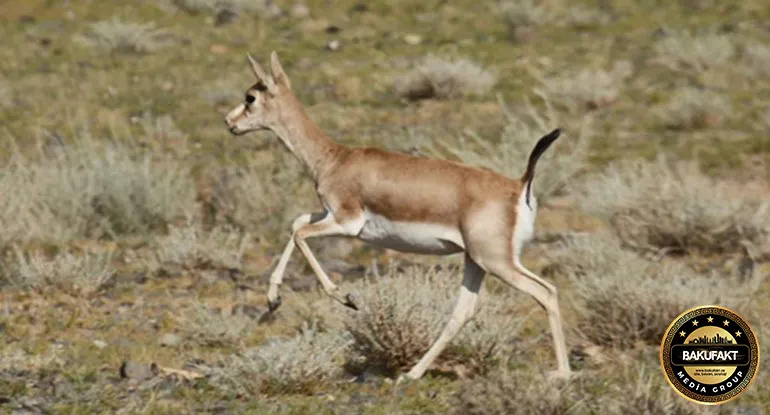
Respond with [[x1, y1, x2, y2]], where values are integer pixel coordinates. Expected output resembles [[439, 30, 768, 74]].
[[357, 212, 465, 255]]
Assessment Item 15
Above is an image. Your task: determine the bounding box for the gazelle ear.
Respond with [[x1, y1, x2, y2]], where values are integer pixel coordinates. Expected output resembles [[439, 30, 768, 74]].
[[247, 53, 270, 85], [270, 51, 291, 90]]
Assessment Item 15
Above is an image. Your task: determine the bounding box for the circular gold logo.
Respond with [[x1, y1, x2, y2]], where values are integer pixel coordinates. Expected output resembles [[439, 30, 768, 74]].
[[660, 305, 760, 405]]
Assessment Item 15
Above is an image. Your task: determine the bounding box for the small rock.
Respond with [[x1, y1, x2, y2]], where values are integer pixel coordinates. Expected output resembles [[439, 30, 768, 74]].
[[120, 360, 157, 381], [327, 40, 342, 51], [350, 3, 367, 13], [93, 340, 107, 349], [404, 34, 422, 45], [161, 81, 174, 92], [159, 333, 182, 348], [215, 9, 238, 26], [326, 25, 341, 34], [290, 3, 310, 19]]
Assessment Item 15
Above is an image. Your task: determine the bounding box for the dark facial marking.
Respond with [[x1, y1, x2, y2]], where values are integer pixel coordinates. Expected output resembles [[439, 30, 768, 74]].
[[253, 81, 268, 92], [245, 94, 255, 104]]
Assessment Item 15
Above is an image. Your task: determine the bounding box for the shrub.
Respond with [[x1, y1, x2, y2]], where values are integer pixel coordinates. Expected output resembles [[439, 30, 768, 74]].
[[574, 157, 769, 255], [743, 42, 770, 77], [173, 0, 270, 14], [199, 153, 310, 243], [0, 133, 196, 247], [394, 55, 497, 101], [454, 366, 582, 415], [654, 87, 731, 129], [176, 304, 260, 347], [536, 61, 633, 111], [343, 264, 524, 377], [654, 30, 735, 73], [147, 222, 252, 271], [76, 18, 174, 54], [423, 93, 590, 202], [6, 246, 115, 295], [206, 324, 352, 395]]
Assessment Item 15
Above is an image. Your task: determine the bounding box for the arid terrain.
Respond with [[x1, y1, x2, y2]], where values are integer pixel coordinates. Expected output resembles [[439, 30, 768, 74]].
[[0, 0, 769, 413]]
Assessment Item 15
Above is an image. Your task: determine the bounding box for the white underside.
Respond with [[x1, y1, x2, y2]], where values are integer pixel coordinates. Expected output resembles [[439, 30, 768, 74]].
[[357, 210, 465, 255], [512, 190, 537, 262]]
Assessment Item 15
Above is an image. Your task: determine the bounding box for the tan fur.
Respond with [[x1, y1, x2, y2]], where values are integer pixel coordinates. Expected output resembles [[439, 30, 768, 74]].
[[224, 51, 571, 381]]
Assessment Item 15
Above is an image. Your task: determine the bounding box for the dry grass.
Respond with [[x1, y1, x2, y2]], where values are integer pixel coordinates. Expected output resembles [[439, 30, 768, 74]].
[[0, 347, 62, 374], [147, 222, 252, 271], [200, 153, 310, 242], [176, 303, 260, 347], [535, 61, 633, 111], [0, 78, 13, 109], [454, 367, 580, 415], [426, 93, 590, 202], [0, 133, 196, 248], [654, 87, 731, 129], [743, 42, 770, 76], [654, 30, 735, 73], [394, 55, 497, 101], [342, 264, 524, 377], [76, 18, 174, 54], [172, 0, 270, 14], [206, 324, 352, 395], [574, 157, 769, 255], [4, 246, 115, 295]]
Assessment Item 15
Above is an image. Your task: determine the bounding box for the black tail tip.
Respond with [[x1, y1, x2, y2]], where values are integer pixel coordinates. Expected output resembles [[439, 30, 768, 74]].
[[545, 128, 561, 140]]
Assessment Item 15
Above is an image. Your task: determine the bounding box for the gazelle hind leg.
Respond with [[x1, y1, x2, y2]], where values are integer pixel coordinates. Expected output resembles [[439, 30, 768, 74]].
[[400, 254, 486, 381], [488, 261, 571, 377]]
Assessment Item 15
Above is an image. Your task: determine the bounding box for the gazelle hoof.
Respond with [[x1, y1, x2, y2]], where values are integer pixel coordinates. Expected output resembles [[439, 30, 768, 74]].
[[267, 295, 282, 313], [343, 293, 360, 311]]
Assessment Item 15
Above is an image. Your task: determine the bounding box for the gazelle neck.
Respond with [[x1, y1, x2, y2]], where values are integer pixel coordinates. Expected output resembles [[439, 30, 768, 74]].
[[268, 96, 345, 182]]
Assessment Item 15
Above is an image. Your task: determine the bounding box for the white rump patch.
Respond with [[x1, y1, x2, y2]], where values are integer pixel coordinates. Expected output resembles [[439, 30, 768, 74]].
[[512, 190, 537, 262]]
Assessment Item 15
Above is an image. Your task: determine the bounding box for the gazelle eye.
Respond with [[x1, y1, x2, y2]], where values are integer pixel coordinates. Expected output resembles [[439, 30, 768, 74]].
[[245, 94, 256, 104]]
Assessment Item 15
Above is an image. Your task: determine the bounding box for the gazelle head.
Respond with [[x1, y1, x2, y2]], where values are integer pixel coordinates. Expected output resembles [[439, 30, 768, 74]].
[[224, 51, 293, 136]]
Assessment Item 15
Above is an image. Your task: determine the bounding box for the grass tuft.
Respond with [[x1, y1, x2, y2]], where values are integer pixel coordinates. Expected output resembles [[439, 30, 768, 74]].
[[654, 30, 735, 73], [654, 87, 731, 129], [173, 0, 270, 14], [76, 18, 174, 54], [147, 222, 252, 271], [394, 55, 497, 101], [206, 323, 352, 395], [536, 61, 633, 111], [574, 157, 769, 255], [6, 246, 115, 295], [176, 303, 260, 347]]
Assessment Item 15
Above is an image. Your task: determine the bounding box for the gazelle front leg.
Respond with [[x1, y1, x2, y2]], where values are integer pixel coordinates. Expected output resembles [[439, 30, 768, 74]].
[[293, 211, 365, 310], [266, 212, 327, 312]]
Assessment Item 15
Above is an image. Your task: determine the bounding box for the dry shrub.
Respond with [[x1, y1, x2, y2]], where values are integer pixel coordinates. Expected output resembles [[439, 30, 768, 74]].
[[548, 234, 730, 348], [173, 0, 270, 14], [147, 222, 251, 271], [176, 304, 260, 347], [654, 87, 731, 129], [654, 30, 735, 73], [76, 18, 174, 54], [501, 0, 607, 40], [5, 246, 115, 295], [423, 93, 590, 202], [454, 367, 583, 415], [206, 323, 352, 395], [0, 133, 196, 248], [343, 264, 524, 377], [743, 42, 770, 77], [0, 347, 62, 374], [574, 157, 769, 255], [394, 55, 497, 101], [535, 61, 633, 111]]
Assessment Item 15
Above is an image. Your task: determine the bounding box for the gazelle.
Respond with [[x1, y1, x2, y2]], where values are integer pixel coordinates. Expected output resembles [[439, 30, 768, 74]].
[[224, 51, 571, 381]]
